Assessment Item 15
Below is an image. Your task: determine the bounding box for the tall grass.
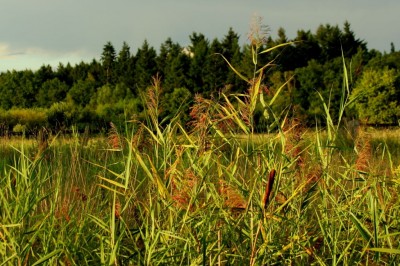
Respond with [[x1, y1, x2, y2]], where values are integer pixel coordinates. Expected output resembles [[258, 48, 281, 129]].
[[1, 20, 400, 265]]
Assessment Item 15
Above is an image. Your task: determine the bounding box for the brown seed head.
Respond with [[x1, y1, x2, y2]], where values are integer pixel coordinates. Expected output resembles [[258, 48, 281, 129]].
[[262, 169, 276, 209]]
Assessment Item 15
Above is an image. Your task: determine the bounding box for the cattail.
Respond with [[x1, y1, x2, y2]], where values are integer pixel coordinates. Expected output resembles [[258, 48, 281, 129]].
[[262, 169, 276, 209]]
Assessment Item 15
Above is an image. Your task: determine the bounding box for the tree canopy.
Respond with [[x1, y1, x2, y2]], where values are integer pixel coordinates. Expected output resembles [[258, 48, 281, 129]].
[[0, 22, 398, 135]]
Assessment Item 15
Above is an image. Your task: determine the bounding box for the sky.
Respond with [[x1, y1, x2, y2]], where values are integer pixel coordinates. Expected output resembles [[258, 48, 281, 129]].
[[0, 0, 399, 72]]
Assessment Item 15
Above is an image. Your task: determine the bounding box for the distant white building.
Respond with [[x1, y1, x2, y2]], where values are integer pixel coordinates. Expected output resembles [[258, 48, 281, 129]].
[[182, 47, 194, 58]]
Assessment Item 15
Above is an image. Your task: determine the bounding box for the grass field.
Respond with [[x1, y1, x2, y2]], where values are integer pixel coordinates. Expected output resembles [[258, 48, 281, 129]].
[[1, 100, 400, 264], [1, 35, 400, 264]]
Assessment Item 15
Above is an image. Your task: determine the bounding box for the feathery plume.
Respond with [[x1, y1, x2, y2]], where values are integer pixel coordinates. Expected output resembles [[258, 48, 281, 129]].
[[108, 122, 122, 150], [355, 129, 371, 173]]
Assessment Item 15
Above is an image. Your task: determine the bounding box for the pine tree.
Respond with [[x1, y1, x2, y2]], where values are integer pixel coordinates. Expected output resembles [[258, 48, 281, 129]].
[[188, 32, 209, 94], [390, 42, 396, 53], [101, 41, 117, 84], [221, 28, 244, 92], [116, 41, 134, 86], [293, 29, 322, 68], [205, 38, 227, 93], [341, 21, 367, 58], [157, 38, 189, 93], [56, 62, 74, 86], [134, 40, 157, 93]]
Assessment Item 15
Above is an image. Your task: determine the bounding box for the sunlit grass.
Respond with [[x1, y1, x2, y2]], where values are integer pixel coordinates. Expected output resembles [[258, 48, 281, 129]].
[[1, 110, 399, 264], [1, 19, 400, 264]]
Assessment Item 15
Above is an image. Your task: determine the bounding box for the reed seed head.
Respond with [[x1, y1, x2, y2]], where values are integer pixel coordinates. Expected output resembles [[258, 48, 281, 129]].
[[248, 14, 270, 48]]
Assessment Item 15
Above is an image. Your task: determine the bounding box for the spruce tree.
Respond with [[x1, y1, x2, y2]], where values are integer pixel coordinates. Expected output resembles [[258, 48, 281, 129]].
[[205, 38, 227, 93], [157, 38, 189, 93], [188, 32, 209, 94], [221, 28, 244, 92], [101, 41, 117, 84], [134, 40, 157, 93], [116, 41, 135, 87]]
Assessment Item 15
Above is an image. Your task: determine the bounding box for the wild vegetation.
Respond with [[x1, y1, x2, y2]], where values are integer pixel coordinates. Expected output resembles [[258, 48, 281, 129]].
[[1, 18, 400, 265], [0, 20, 399, 136]]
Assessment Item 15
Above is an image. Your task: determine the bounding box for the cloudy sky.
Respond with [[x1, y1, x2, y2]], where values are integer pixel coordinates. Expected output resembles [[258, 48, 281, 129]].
[[0, 0, 399, 72]]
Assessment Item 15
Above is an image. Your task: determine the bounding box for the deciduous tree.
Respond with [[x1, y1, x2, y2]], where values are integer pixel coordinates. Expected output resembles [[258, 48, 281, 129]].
[[351, 68, 400, 124]]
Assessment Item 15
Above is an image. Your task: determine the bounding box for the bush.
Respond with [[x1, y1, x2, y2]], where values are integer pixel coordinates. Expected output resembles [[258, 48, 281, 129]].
[[12, 123, 27, 134], [0, 108, 10, 136], [6, 108, 48, 134], [47, 102, 75, 130], [95, 98, 143, 130]]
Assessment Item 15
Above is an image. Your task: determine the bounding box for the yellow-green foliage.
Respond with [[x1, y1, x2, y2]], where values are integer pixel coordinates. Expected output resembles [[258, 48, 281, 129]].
[[1, 108, 48, 132], [351, 67, 400, 124]]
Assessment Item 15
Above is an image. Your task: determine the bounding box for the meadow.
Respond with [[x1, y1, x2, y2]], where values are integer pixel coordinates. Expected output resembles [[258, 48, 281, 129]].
[[1, 39, 400, 265], [1, 88, 400, 265]]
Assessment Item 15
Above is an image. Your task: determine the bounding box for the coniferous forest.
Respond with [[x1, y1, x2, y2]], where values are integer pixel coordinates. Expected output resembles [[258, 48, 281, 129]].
[[1, 22, 400, 135]]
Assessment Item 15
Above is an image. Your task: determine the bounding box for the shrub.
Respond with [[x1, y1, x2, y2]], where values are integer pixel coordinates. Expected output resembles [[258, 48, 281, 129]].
[[6, 108, 48, 134], [12, 123, 26, 134], [47, 102, 75, 130]]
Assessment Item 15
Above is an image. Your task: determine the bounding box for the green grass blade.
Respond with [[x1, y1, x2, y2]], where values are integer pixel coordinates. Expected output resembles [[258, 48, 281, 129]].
[[216, 53, 249, 82], [32, 249, 63, 266], [370, 194, 379, 248], [259, 42, 295, 54], [0, 254, 17, 266], [349, 212, 373, 246], [98, 176, 126, 189], [366, 248, 400, 254], [269, 75, 294, 107]]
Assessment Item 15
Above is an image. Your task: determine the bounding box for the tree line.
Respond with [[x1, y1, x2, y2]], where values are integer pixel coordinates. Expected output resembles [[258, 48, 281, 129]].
[[1, 22, 400, 135]]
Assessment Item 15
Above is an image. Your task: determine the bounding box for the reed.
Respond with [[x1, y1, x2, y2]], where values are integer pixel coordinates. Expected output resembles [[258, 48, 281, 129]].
[[1, 17, 399, 265]]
